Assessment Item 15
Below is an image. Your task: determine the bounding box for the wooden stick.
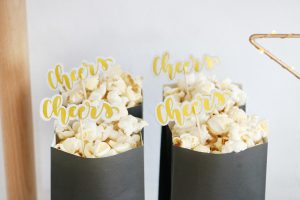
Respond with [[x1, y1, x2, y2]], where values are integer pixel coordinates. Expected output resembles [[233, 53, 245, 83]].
[[183, 67, 202, 142], [80, 80, 87, 157], [0, 0, 37, 199], [249, 33, 300, 80]]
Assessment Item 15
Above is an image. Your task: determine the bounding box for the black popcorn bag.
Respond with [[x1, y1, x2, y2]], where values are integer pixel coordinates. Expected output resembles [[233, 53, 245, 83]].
[[159, 125, 268, 200], [158, 83, 268, 200], [51, 104, 145, 200]]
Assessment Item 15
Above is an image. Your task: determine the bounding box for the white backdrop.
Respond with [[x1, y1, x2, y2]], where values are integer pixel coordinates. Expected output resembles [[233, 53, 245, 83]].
[[1, 0, 300, 199]]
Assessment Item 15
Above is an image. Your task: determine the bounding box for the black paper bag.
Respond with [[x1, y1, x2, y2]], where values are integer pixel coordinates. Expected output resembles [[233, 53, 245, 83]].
[[51, 103, 144, 200], [51, 147, 144, 200], [159, 125, 268, 200], [159, 84, 257, 200]]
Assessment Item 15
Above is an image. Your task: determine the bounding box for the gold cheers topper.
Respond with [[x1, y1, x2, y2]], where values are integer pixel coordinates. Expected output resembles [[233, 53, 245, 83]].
[[152, 52, 220, 80], [47, 57, 114, 91], [155, 90, 229, 127], [40, 57, 118, 126], [40, 95, 117, 126], [153, 52, 229, 127]]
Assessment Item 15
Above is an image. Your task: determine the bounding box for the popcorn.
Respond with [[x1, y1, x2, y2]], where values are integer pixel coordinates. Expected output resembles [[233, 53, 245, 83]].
[[85, 77, 99, 91], [65, 84, 84, 105], [166, 73, 269, 154], [193, 144, 210, 153], [61, 64, 143, 108], [55, 114, 147, 158], [195, 80, 215, 95], [107, 91, 123, 105], [121, 72, 142, 93], [101, 104, 128, 123], [164, 74, 247, 110], [171, 123, 212, 145], [228, 123, 242, 141], [128, 134, 142, 148], [103, 149, 118, 157], [222, 140, 247, 153], [53, 61, 147, 158], [88, 86, 107, 101], [178, 134, 199, 149], [207, 114, 233, 136], [105, 76, 127, 95], [83, 143, 96, 158], [173, 137, 181, 146], [93, 141, 111, 158], [217, 79, 247, 106], [242, 134, 256, 148], [212, 138, 224, 151], [101, 124, 112, 141], [55, 121, 75, 140], [57, 130, 75, 140], [198, 125, 212, 144], [118, 115, 148, 136], [68, 90, 84, 104], [72, 121, 80, 132], [126, 86, 142, 103], [76, 121, 99, 143], [56, 137, 82, 155], [228, 106, 247, 123], [109, 140, 132, 153], [249, 130, 264, 143]]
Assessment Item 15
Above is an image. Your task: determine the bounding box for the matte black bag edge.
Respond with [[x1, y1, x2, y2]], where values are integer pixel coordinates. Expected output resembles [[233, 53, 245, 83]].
[[51, 103, 145, 200]]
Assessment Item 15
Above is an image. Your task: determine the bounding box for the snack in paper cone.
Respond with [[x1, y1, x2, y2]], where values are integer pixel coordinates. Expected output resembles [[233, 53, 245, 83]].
[[54, 61, 147, 158], [41, 57, 148, 157], [163, 73, 268, 154], [54, 114, 147, 158], [46, 57, 146, 200]]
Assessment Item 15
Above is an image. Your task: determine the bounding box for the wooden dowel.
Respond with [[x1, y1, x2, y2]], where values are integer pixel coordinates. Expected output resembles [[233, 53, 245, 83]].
[[0, 0, 37, 200]]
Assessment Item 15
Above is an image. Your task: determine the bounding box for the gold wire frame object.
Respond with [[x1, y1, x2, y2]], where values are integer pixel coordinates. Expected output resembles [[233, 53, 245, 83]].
[[249, 34, 300, 80]]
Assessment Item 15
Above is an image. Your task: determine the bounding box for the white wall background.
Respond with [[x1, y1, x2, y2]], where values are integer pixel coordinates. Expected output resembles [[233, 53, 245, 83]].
[[1, 0, 300, 199]]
